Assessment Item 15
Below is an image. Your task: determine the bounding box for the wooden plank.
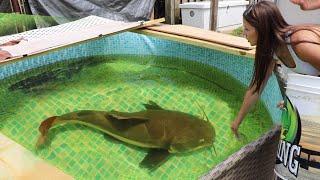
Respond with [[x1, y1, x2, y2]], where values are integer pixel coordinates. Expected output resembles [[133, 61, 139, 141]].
[[299, 117, 320, 152], [299, 116, 320, 163], [150, 7, 154, 20], [165, 0, 175, 24], [140, 18, 166, 28], [0, 133, 73, 179], [146, 24, 253, 50], [210, 0, 218, 31], [137, 29, 255, 58], [174, 0, 181, 24]]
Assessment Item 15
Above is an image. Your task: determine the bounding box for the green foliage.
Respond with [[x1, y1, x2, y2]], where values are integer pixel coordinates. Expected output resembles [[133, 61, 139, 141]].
[[0, 13, 59, 36], [231, 27, 244, 37], [0, 13, 35, 36]]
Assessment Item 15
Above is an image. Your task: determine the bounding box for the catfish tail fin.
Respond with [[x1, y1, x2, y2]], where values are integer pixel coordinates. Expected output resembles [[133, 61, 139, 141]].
[[36, 116, 58, 148]]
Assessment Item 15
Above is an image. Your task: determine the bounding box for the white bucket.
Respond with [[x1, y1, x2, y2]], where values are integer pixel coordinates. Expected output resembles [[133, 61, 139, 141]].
[[287, 73, 320, 89], [285, 73, 320, 118]]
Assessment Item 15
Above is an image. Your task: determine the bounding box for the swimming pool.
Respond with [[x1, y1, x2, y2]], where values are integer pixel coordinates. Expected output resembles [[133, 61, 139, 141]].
[[0, 31, 282, 179]]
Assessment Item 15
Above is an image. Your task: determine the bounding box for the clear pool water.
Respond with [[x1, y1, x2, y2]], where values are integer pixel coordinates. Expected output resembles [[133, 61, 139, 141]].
[[0, 55, 272, 179]]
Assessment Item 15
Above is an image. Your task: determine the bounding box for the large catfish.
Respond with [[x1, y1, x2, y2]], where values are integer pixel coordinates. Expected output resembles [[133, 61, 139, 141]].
[[37, 101, 215, 169]]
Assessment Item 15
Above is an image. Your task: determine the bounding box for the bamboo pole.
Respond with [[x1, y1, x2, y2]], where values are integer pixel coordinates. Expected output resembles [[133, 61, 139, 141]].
[[174, 0, 181, 24], [165, 0, 175, 24], [210, 0, 218, 31]]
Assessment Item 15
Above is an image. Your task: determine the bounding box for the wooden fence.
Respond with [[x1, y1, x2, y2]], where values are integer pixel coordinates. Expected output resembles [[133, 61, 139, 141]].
[[7, 0, 28, 14]]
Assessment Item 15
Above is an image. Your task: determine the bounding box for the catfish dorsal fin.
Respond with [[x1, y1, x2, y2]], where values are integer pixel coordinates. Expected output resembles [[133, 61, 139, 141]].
[[106, 113, 149, 131], [143, 101, 163, 110]]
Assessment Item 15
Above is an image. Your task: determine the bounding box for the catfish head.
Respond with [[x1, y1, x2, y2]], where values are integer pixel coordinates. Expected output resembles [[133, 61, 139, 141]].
[[169, 120, 215, 153]]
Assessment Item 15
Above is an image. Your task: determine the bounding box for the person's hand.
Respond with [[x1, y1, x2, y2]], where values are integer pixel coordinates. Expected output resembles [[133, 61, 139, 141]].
[[0, 50, 12, 61], [290, 0, 320, 10], [290, 0, 308, 10], [0, 37, 26, 46], [231, 120, 240, 139], [277, 100, 285, 110]]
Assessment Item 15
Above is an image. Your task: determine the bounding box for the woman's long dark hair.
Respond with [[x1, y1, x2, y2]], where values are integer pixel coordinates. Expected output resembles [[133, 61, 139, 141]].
[[244, 1, 320, 93], [243, 1, 289, 93]]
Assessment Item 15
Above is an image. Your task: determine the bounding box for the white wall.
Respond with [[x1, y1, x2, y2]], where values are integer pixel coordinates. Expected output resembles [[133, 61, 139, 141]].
[[276, 0, 320, 24]]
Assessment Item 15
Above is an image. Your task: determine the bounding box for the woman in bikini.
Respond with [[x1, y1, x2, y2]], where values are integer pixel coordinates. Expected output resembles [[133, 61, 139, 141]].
[[231, 1, 320, 136]]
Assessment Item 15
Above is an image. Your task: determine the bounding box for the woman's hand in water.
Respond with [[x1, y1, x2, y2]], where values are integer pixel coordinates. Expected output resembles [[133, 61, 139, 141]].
[[277, 100, 285, 110], [231, 119, 240, 139]]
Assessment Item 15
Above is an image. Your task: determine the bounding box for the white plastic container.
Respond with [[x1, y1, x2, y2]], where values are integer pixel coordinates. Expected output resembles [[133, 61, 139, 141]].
[[285, 73, 320, 118], [218, 1, 249, 30], [287, 73, 320, 89], [179, 2, 211, 30], [179, 1, 249, 30]]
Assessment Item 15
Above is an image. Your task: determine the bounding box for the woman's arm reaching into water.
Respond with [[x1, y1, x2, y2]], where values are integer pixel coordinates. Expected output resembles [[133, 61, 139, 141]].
[[231, 60, 276, 138]]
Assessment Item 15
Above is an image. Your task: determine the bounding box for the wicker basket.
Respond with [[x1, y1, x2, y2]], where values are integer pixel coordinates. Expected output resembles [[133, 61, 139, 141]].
[[201, 125, 281, 180]]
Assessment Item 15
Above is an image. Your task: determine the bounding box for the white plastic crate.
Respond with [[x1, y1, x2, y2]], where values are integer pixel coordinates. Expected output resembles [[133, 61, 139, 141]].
[[179, 1, 249, 30]]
